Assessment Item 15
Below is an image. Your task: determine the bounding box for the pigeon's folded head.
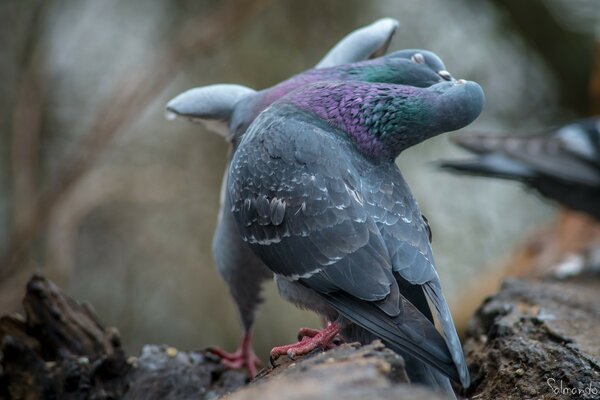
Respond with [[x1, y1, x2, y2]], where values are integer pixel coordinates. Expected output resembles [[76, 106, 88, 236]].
[[280, 79, 484, 160], [363, 49, 455, 87]]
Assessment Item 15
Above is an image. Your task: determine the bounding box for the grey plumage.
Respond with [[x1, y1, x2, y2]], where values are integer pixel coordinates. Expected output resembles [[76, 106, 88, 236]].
[[315, 18, 399, 68], [166, 19, 460, 353], [165, 19, 402, 373], [228, 80, 484, 394]]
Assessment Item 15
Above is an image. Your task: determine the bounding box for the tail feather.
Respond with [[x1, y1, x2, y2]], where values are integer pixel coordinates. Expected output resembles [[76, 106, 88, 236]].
[[423, 281, 470, 388], [323, 291, 461, 383], [341, 325, 458, 398], [405, 355, 457, 399]]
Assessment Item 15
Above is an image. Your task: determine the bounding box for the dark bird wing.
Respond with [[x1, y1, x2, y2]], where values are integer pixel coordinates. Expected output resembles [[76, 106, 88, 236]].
[[229, 108, 465, 384], [439, 119, 600, 220], [445, 121, 600, 187]]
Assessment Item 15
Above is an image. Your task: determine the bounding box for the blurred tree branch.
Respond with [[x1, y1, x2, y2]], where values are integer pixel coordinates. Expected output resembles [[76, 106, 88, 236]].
[[0, 0, 269, 283], [45, 165, 187, 285], [11, 2, 46, 233]]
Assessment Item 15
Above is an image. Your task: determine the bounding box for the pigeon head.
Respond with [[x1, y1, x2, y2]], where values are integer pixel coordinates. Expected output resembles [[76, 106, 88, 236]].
[[282, 79, 484, 160], [347, 49, 453, 87]]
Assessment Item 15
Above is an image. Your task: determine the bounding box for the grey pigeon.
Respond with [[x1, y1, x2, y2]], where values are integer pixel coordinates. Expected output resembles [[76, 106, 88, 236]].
[[165, 18, 400, 376], [227, 78, 484, 397], [166, 19, 460, 377], [439, 118, 600, 220]]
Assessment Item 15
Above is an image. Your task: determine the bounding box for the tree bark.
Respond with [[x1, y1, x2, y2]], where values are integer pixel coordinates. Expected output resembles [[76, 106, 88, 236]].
[[0, 275, 443, 399], [2, 274, 600, 399], [464, 277, 600, 399]]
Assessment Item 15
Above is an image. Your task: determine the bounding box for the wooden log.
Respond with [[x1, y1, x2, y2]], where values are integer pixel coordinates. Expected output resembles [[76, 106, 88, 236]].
[[6, 273, 600, 399], [0, 275, 247, 399], [1, 275, 442, 399], [464, 277, 600, 399]]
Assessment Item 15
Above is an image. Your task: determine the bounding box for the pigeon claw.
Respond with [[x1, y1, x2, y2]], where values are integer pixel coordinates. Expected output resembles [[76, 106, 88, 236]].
[[296, 327, 321, 341], [270, 322, 340, 361], [297, 326, 345, 348], [208, 331, 261, 378]]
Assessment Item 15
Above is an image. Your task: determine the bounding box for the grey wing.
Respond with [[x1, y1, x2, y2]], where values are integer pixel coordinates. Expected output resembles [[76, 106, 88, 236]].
[[165, 84, 256, 138], [316, 18, 399, 69], [505, 135, 600, 187], [231, 120, 399, 301], [229, 115, 460, 381], [363, 164, 470, 387]]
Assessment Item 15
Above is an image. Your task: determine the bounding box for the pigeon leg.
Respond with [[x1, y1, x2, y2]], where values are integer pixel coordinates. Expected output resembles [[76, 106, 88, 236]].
[[272, 322, 340, 359], [208, 330, 261, 378]]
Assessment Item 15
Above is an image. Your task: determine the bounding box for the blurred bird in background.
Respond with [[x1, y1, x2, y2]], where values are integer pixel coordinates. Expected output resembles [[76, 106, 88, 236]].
[[439, 118, 600, 220], [443, 39, 600, 334], [441, 118, 600, 292], [228, 75, 484, 396]]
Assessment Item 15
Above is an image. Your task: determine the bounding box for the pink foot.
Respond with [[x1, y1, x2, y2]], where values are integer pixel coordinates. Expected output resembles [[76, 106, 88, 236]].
[[296, 326, 344, 349], [271, 322, 340, 360], [208, 331, 261, 378], [296, 327, 322, 339]]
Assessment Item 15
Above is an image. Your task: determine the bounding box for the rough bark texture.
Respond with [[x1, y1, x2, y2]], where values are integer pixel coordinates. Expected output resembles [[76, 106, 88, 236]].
[[228, 341, 446, 400], [0, 275, 443, 400], [0, 275, 247, 400], [464, 277, 600, 400], [3, 274, 600, 399]]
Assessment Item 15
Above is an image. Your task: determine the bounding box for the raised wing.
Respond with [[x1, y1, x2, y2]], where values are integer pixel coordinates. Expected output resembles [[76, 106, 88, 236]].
[[316, 18, 399, 69], [165, 84, 256, 138]]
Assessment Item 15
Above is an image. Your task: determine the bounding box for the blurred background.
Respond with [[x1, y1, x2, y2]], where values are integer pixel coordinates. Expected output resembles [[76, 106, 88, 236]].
[[0, 0, 599, 361]]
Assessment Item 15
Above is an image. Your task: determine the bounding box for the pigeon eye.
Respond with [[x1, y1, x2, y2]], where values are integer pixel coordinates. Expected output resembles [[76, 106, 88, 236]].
[[438, 70, 452, 81], [411, 53, 425, 64]]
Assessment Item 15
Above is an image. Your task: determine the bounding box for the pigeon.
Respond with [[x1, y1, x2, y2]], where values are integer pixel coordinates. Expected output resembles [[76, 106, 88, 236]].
[[165, 18, 399, 376], [166, 19, 459, 377], [439, 118, 600, 221], [227, 79, 484, 396]]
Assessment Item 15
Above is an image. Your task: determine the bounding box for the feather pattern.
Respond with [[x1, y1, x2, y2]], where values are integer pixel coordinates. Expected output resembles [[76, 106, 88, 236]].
[[229, 99, 477, 386]]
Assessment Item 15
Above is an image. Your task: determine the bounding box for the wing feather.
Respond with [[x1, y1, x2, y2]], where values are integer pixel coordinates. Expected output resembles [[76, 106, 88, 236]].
[[229, 107, 466, 384]]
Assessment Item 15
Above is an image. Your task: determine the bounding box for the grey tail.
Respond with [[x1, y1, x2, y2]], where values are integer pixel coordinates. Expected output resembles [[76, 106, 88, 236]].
[[405, 355, 457, 399], [322, 291, 460, 383], [340, 325, 458, 398]]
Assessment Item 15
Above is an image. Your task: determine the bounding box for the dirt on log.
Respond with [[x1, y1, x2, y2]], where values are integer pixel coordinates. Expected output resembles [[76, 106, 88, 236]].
[[464, 277, 600, 399], [0, 275, 444, 400], [0, 275, 247, 399], [228, 341, 447, 400]]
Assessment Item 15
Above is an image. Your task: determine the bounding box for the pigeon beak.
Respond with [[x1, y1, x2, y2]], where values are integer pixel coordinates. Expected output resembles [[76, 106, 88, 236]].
[[430, 79, 485, 132]]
